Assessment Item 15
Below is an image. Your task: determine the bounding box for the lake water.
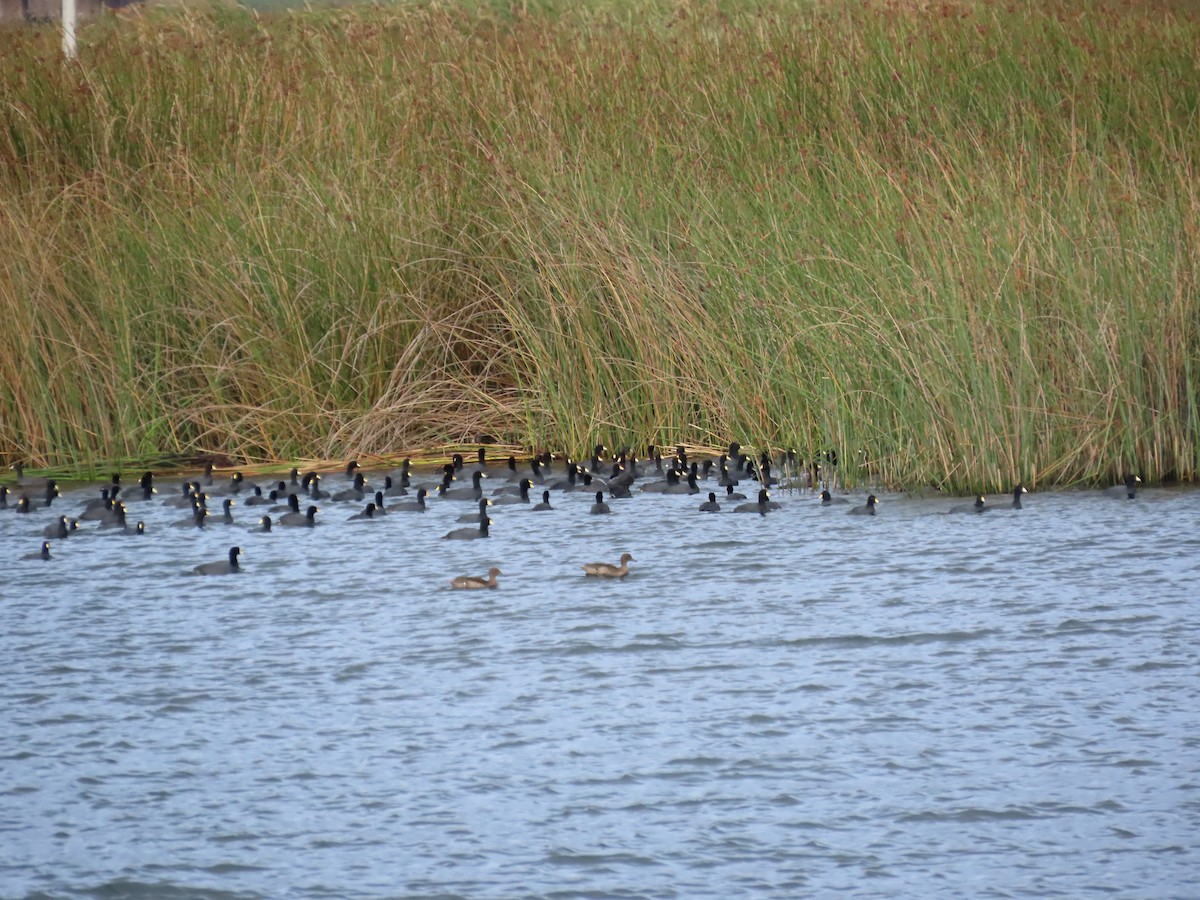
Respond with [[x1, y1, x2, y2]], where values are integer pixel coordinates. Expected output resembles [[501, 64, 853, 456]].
[[2, 466, 1199, 899]]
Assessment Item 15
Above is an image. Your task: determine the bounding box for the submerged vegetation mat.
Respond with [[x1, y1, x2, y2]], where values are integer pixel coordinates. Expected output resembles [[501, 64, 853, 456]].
[[1, 0, 1197, 488]]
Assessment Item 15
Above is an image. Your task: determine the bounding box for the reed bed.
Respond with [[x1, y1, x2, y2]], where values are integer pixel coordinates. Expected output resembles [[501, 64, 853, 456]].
[[1, 0, 1197, 489]]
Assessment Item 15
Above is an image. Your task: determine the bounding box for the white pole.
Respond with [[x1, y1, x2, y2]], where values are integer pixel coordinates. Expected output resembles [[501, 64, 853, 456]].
[[62, 0, 76, 60]]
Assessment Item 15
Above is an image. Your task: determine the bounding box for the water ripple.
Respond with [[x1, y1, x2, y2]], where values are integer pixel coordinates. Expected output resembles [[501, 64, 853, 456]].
[[1, 481, 1198, 898]]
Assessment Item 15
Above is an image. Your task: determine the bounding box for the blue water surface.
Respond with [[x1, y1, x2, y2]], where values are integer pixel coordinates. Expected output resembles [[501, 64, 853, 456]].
[[1, 470, 1198, 899]]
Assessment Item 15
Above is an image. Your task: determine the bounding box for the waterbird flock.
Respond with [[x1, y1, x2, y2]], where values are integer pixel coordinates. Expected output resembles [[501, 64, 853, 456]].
[[4, 446, 1143, 581]]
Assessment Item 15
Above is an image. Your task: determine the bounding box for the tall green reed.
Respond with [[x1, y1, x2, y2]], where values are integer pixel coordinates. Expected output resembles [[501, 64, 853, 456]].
[[0, 0, 1196, 488]]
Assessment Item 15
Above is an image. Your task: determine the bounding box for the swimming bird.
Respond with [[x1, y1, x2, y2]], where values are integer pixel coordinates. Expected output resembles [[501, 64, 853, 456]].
[[495, 455, 519, 482], [1105, 474, 1141, 499], [849, 495, 879, 516], [442, 470, 487, 502], [716, 458, 738, 487], [603, 462, 634, 498], [589, 491, 612, 515], [734, 489, 780, 514], [698, 492, 721, 512], [443, 517, 491, 540], [525, 458, 547, 485], [382, 475, 407, 497], [243, 486, 269, 506], [24, 541, 52, 560], [212, 471, 248, 496], [250, 515, 272, 533], [23, 480, 59, 509], [450, 566, 502, 590], [468, 447, 492, 476], [622, 450, 644, 482], [42, 515, 78, 539], [547, 461, 581, 492], [10, 462, 50, 489], [98, 502, 131, 530], [589, 443, 609, 475], [171, 505, 208, 528], [492, 471, 530, 496], [662, 466, 700, 495], [1008, 484, 1028, 509], [79, 487, 114, 519], [640, 466, 680, 494], [582, 553, 634, 577], [389, 487, 428, 512], [347, 502, 380, 521], [332, 472, 369, 503], [215, 498, 236, 524], [724, 483, 747, 501], [456, 498, 493, 523], [383, 458, 412, 488], [819, 490, 850, 506], [645, 447, 664, 477], [413, 463, 454, 495], [102, 503, 144, 536], [269, 492, 301, 515], [305, 472, 327, 500], [163, 482, 202, 508], [278, 505, 319, 527], [124, 471, 156, 502], [194, 546, 241, 576], [948, 495, 988, 514], [493, 479, 532, 505], [530, 490, 553, 511]]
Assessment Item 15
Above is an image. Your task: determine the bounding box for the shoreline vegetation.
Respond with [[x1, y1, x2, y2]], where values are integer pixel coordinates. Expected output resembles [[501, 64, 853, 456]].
[[1, 0, 1197, 490]]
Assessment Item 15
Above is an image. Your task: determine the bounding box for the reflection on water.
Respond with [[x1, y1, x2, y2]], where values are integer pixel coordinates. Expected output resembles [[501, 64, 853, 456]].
[[1, 468, 1198, 898]]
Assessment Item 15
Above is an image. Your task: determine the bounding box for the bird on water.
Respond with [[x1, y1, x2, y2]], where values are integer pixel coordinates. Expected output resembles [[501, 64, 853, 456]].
[[279, 505, 319, 527], [582, 553, 634, 577], [389, 487, 428, 512], [948, 495, 988, 514], [1105, 474, 1141, 499], [451, 567, 502, 590], [443, 517, 491, 540], [194, 546, 241, 576], [24, 541, 53, 560], [734, 489, 780, 514], [849, 495, 879, 516]]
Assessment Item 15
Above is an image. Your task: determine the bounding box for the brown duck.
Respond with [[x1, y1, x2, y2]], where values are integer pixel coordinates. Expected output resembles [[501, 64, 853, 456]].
[[451, 567, 502, 590], [582, 553, 634, 578]]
